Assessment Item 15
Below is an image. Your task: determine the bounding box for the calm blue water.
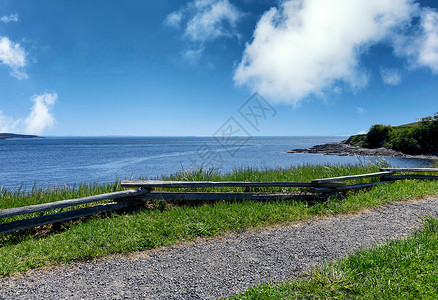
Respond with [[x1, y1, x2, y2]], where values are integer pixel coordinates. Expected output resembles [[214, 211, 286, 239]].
[[0, 136, 433, 190]]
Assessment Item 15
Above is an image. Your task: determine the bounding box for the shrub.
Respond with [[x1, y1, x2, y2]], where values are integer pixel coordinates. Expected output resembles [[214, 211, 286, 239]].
[[346, 135, 367, 147], [390, 130, 422, 154], [367, 125, 393, 148]]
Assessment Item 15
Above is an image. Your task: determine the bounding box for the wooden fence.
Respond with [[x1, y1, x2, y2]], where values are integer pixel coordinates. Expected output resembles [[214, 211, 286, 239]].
[[1, 167, 437, 234]]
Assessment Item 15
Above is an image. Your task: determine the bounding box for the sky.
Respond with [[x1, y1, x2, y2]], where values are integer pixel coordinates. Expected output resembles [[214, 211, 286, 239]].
[[0, 0, 437, 137]]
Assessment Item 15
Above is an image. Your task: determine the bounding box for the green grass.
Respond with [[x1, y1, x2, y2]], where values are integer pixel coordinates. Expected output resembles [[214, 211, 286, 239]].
[[157, 162, 386, 191], [0, 163, 384, 224], [394, 121, 420, 129], [0, 181, 122, 210], [0, 163, 438, 277], [0, 181, 122, 225], [228, 217, 438, 299]]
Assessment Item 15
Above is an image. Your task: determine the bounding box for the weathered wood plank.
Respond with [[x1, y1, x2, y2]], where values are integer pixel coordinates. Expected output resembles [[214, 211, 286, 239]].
[[0, 201, 141, 235], [311, 181, 387, 194], [121, 180, 345, 188], [139, 192, 324, 201], [0, 188, 149, 219], [311, 171, 393, 183], [380, 168, 438, 173], [384, 174, 438, 181]]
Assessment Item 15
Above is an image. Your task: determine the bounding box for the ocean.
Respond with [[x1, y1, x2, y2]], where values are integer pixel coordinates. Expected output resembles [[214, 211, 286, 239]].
[[0, 136, 433, 190]]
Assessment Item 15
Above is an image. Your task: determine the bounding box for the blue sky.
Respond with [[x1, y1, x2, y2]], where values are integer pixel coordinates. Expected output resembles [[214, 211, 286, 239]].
[[0, 0, 437, 136]]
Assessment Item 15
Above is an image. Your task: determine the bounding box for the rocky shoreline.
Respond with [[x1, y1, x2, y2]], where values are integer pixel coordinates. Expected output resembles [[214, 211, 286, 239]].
[[289, 141, 438, 161]]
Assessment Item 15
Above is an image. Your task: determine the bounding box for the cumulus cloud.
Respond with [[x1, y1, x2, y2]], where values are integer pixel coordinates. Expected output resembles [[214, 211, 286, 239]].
[[165, 0, 243, 57], [234, 0, 418, 104], [0, 93, 57, 134], [418, 9, 438, 72], [393, 8, 438, 73], [0, 36, 27, 79], [380, 68, 402, 85], [24, 93, 58, 134], [1, 14, 18, 23]]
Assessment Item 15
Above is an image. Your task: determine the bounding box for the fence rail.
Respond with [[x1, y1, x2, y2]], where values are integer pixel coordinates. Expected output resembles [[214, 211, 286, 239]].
[[0, 189, 149, 219], [136, 192, 324, 202], [1, 167, 437, 234], [0, 200, 142, 235], [380, 168, 438, 172], [311, 171, 394, 184], [121, 180, 346, 188]]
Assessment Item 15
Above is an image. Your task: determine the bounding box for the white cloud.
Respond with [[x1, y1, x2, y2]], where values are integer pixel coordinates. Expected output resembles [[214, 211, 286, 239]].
[[380, 68, 402, 85], [393, 8, 438, 73], [1, 14, 18, 23], [234, 0, 418, 104], [184, 0, 242, 42], [165, 0, 243, 58], [418, 9, 438, 72], [357, 107, 367, 114], [24, 93, 58, 134], [164, 11, 183, 29], [0, 36, 27, 79], [0, 93, 57, 135], [0, 110, 21, 132]]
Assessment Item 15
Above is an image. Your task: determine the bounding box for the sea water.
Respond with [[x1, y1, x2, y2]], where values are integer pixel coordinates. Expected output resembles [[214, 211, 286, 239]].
[[0, 136, 432, 189]]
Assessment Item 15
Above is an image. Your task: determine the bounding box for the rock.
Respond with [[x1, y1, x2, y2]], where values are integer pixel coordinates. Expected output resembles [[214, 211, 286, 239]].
[[289, 141, 438, 160]]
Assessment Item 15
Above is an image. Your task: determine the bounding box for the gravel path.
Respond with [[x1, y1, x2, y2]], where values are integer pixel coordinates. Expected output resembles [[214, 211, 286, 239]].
[[1, 198, 438, 300]]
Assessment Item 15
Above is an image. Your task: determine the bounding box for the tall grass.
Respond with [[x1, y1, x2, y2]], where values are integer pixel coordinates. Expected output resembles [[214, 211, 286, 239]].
[[156, 162, 386, 193], [163, 162, 384, 183], [0, 181, 122, 225], [0, 181, 121, 210]]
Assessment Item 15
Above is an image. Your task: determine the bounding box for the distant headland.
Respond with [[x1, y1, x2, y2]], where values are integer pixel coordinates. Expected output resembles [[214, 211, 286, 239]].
[[0, 133, 42, 140], [290, 113, 438, 160]]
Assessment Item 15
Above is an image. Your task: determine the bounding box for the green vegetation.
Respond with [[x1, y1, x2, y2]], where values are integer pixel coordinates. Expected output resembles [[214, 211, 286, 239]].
[[0, 164, 438, 277], [0, 182, 121, 210], [228, 217, 438, 299], [347, 112, 438, 155], [0, 182, 122, 224]]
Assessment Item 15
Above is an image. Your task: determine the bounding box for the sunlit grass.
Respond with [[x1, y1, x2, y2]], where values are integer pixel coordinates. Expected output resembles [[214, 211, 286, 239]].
[[0, 181, 121, 210], [0, 181, 121, 225]]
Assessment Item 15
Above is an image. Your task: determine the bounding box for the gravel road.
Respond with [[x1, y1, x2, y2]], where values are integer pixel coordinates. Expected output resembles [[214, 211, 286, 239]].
[[1, 198, 438, 300]]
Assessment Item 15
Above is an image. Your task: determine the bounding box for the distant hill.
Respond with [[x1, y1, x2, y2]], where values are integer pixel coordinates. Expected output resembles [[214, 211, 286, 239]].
[[0, 133, 42, 140], [346, 113, 438, 155]]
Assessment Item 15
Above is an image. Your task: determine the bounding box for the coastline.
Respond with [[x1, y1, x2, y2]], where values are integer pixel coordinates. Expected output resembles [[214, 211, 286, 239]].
[[0, 133, 42, 140], [289, 141, 438, 161]]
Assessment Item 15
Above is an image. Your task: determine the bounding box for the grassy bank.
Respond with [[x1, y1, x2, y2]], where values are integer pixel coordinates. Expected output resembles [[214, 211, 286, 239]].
[[229, 217, 438, 299], [1, 163, 438, 277]]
